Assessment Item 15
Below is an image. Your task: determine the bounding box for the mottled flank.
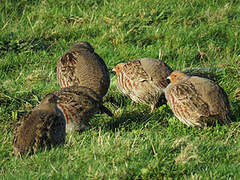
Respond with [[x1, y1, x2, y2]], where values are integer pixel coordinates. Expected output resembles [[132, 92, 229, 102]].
[[165, 71, 231, 127], [52, 86, 113, 133], [113, 58, 173, 112], [57, 41, 110, 98], [13, 94, 66, 155]]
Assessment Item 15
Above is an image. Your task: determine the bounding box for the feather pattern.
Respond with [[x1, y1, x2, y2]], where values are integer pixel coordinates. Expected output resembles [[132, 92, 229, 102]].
[[113, 58, 173, 111], [165, 71, 231, 127], [13, 94, 66, 155], [52, 86, 113, 132], [57, 42, 110, 98]]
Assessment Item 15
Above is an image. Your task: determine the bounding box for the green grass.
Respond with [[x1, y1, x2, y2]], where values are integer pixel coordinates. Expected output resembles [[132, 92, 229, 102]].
[[0, 0, 240, 179]]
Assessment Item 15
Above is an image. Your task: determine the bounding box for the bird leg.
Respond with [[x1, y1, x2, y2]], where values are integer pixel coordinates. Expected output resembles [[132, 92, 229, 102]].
[[150, 104, 155, 113]]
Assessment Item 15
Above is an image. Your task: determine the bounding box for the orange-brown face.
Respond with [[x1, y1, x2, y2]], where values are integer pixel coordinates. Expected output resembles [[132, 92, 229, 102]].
[[112, 63, 124, 76], [168, 71, 186, 83]]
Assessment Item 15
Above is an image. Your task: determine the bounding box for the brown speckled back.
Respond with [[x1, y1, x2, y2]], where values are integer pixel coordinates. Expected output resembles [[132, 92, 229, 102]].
[[57, 42, 110, 98], [165, 71, 231, 127], [52, 86, 113, 132], [113, 58, 173, 112], [13, 94, 66, 155]]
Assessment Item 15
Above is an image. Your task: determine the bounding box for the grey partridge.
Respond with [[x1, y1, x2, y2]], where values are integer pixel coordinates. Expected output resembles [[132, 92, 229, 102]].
[[13, 93, 66, 155], [112, 58, 173, 112], [57, 41, 110, 98], [164, 71, 231, 127], [52, 86, 113, 133]]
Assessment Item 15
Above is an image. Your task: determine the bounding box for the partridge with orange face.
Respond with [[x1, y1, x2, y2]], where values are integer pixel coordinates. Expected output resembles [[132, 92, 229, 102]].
[[57, 41, 110, 98], [52, 86, 113, 132], [165, 71, 231, 127], [13, 94, 66, 155], [113, 58, 173, 112]]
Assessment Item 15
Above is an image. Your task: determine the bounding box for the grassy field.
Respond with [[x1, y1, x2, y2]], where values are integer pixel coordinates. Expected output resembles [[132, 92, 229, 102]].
[[0, 0, 240, 179]]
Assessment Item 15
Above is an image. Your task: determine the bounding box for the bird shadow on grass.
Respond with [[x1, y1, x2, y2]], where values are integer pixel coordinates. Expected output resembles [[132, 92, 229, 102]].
[[98, 104, 173, 133], [0, 87, 42, 129], [103, 92, 130, 108], [230, 100, 240, 123]]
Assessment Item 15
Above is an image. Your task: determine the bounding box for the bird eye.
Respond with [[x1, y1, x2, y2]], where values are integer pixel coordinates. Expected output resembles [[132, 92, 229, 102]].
[[166, 79, 171, 84]]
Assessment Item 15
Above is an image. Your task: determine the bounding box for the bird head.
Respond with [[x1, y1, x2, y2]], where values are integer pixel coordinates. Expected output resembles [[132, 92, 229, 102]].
[[39, 93, 59, 110], [71, 41, 94, 53], [167, 71, 189, 84], [112, 63, 125, 76]]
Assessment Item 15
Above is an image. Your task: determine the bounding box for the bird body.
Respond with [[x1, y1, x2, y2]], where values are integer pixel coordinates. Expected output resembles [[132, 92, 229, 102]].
[[13, 94, 66, 155], [113, 58, 173, 111], [165, 71, 231, 127], [52, 86, 113, 132], [57, 42, 110, 98]]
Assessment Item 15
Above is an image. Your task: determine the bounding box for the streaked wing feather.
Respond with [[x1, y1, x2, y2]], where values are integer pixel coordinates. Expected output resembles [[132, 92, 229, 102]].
[[171, 82, 210, 118]]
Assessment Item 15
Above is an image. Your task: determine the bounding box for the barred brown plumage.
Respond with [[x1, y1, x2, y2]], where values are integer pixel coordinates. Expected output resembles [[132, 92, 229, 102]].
[[57, 41, 110, 98], [113, 58, 173, 112], [52, 86, 113, 133], [165, 71, 231, 127], [13, 94, 66, 155]]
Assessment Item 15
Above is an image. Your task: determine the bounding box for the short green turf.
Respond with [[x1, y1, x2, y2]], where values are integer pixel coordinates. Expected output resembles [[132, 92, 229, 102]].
[[0, 0, 239, 179]]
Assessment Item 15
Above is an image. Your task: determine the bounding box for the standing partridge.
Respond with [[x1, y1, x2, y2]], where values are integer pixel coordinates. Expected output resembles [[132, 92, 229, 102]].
[[112, 58, 173, 112], [57, 41, 110, 98], [13, 93, 66, 155], [165, 71, 231, 127], [52, 86, 113, 133]]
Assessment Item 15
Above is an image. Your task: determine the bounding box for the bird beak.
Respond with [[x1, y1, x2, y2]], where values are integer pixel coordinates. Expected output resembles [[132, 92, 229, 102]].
[[112, 67, 116, 72], [167, 76, 171, 80]]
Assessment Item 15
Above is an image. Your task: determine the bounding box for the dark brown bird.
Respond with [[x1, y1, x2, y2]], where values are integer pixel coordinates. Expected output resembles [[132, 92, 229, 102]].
[[112, 58, 173, 112], [13, 94, 66, 155], [52, 86, 113, 132], [165, 71, 231, 127], [57, 41, 110, 98]]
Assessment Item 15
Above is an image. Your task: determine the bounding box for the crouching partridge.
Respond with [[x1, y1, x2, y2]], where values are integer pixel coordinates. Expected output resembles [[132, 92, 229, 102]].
[[52, 86, 113, 133], [165, 71, 231, 127], [57, 41, 110, 98], [13, 94, 66, 155], [113, 58, 173, 112]]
